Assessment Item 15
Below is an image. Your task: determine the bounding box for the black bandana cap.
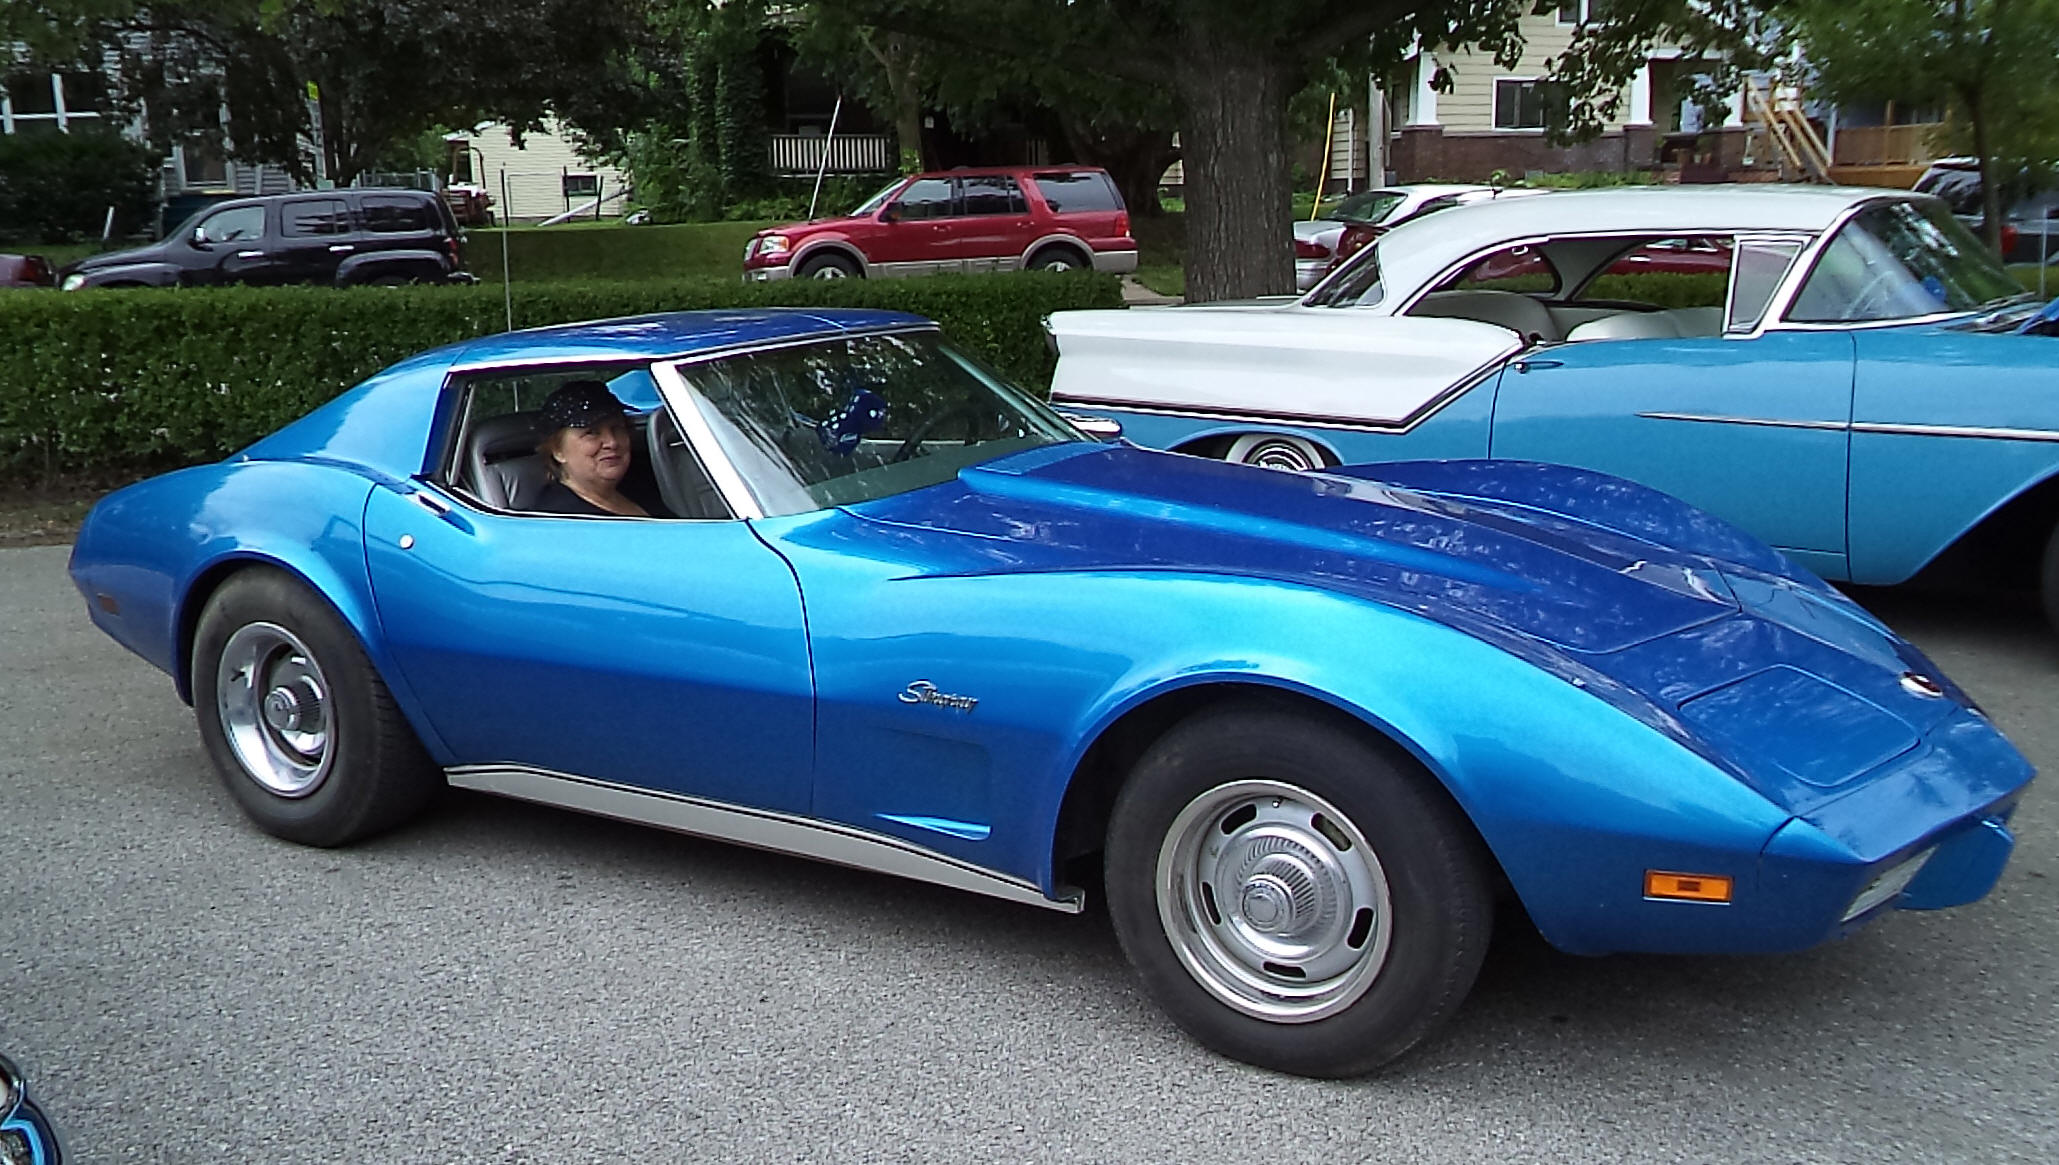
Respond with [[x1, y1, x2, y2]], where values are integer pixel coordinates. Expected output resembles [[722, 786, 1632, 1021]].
[[538, 380, 629, 431]]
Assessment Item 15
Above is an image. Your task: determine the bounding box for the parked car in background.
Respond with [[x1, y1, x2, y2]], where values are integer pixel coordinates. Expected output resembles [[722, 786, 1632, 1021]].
[[1914, 158, 2059, 263], [1296, 185, 1502, 290], [66, 308, 2032, 1077], [0, 252, 56, 289], [1298, 185, 1551, 290], [743, 166, 1137, 280], [1050, 186, 2059, 629], [1, 1052, 63, 1162], [61, 188, 473, 290]]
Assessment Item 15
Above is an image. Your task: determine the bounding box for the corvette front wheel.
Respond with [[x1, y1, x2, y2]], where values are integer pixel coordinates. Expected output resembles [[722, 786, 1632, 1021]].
[[192, 569, 440, 847], [1105, 705, 1492, 1077]]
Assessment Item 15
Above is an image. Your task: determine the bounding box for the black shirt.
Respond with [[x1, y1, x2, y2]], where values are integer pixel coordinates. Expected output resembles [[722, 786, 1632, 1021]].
[[534, 481, 673, 518]]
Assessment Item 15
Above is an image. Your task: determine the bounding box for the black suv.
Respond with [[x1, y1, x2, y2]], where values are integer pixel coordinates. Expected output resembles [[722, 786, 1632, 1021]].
[[62, 188, 473, 290]]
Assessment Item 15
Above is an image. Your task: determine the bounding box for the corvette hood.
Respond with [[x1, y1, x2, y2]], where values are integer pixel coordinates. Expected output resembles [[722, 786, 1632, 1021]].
[[840, 443, 1985, 808], [849, 443, 1738, 655]]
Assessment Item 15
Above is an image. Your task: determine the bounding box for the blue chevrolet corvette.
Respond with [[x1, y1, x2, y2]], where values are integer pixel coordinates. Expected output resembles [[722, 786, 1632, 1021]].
[[69, 309, 2034, 1076]]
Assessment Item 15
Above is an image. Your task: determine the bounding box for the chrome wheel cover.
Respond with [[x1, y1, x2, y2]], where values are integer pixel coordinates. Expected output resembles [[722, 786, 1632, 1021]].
[[216, 622, 335, 798], [1241, 439, 1317, 472], [1156, 780, 1392, 1023], [809, 264, 850, 279]]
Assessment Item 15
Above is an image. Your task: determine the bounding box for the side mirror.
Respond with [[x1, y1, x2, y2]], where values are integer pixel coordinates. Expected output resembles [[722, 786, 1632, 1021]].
[[189, 227, 211, 249], [879, 205, 900, 224], [1058, 411, 1123, 441]]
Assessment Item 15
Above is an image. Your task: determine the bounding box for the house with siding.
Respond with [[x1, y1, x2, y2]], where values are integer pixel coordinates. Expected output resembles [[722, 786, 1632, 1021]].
[[448, 121, 631, 224], [1388, 2, 1745, 182]]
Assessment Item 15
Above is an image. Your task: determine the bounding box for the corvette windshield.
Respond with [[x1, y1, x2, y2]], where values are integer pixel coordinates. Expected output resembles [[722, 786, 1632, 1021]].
[[1788, 199, 2027, 322], [678, 330, 1080, 516]]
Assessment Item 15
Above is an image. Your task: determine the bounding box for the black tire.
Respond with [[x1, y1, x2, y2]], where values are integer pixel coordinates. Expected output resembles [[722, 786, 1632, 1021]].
[[2042, 523, 2059, 633], [1029, 247, 1090, 272], [797, 253, 861, 280], [1104, 704, 1492, 1077], [191, 568, 440, 847]]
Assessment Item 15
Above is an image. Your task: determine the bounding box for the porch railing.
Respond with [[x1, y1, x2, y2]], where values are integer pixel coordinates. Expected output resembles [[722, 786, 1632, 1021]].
[[769, 133, 896, 176], [1831, 123, 1944, 168]]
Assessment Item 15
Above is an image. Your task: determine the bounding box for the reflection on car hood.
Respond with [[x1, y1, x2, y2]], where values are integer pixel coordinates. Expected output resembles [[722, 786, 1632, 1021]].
[[841, 443, 1984, 808], [850, 443, 1738, 655], [68, 238, 171, 272]]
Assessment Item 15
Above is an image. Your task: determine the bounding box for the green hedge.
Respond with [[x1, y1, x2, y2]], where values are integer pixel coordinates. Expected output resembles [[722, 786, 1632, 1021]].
[[0, 272, 1121, 480]]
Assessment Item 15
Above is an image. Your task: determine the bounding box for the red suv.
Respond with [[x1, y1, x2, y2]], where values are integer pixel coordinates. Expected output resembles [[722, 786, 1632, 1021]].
[[744, 166, 1137, 281]]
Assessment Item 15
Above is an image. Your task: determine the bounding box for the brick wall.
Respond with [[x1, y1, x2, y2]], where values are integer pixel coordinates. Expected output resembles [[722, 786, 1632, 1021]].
[[1391, 125, 1661, 182]]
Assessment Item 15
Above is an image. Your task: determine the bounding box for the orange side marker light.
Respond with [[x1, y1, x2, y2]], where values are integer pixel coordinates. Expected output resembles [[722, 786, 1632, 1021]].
[[1644, 870, 1734, 903]]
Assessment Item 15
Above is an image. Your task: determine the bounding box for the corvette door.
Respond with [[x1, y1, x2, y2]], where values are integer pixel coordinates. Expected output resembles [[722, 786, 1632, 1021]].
[[361, 489, 815, 813], [1490, 330, 1855, 570]]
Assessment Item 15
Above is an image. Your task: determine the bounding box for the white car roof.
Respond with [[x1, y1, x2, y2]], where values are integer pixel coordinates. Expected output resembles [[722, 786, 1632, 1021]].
[[1359, 184, 1918, 306]]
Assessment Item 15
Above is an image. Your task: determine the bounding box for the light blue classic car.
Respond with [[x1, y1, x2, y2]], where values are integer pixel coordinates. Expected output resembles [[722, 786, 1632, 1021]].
[[68, 309, 2032, 1077], [1049, 186, 2059, 628]]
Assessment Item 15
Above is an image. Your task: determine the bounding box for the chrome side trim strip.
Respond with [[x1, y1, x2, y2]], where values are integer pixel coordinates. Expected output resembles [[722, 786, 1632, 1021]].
[[1852, 420, 2059, 443], [1638, 411, 2059, 443], [1637, 411, 1849, 432], [446, 764, 1082, 914]]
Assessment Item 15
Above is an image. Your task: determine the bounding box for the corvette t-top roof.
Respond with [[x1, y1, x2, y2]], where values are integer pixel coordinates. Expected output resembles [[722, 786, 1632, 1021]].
[[448, 307, 932, 371], [1358, 185, 1923, 306]]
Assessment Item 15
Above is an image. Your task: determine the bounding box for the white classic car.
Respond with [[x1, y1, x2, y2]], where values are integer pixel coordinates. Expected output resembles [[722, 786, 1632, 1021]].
[[1049, 185, 2059, 624]]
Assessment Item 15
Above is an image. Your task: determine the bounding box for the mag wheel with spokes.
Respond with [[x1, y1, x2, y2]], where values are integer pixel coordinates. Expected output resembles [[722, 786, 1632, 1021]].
[[193, 568, 439, 847], [1105, 704, 1492, 1077]]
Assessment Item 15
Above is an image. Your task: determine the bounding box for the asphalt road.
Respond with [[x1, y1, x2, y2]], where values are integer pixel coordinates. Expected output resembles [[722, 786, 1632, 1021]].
[[2, 543, 2053, 1164]]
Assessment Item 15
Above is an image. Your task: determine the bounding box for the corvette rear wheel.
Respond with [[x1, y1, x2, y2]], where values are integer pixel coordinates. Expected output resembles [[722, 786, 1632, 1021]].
[[1105, 705, 1492, 1077], [193, 569, 439, 847]]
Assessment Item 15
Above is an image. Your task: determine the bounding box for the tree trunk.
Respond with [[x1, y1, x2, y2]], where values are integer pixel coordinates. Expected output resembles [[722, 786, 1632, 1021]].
[[1966, 89, 2004, 254], [1174, 28, 1295, 301], [866, 31, 927, 174]]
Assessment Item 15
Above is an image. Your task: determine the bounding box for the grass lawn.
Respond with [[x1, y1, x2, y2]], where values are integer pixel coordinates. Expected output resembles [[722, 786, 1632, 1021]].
[[467, 220, 776, 282]]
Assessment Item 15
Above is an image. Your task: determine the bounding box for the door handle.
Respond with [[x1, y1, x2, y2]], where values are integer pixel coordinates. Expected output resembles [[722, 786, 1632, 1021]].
[[1511, 358, 1564, 373], [408, 488, 473, 532], [328, 244, 355, 253], [234, 250, 264, 260]]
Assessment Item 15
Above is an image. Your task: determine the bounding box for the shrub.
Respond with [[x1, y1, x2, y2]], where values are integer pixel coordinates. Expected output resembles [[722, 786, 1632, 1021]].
[[0, 272, 1122, 480], [0, 129, 160, 244]]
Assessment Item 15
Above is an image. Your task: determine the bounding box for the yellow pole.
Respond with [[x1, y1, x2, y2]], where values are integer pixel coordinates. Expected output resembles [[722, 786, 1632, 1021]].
[[1312, 91, 1338, 220]]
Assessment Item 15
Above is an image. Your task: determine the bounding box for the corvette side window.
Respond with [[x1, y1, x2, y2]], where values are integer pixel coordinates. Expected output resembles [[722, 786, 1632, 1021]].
[[439, 363, 729, 519]]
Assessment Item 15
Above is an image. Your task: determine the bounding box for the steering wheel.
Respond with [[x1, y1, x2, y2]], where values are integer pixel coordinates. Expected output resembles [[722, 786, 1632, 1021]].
[[892, 404, 985, 463], [645, 408, 692, 516]]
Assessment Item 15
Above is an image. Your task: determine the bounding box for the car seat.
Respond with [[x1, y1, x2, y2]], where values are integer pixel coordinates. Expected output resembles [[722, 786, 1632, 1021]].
[[465, 411, 551, 510]]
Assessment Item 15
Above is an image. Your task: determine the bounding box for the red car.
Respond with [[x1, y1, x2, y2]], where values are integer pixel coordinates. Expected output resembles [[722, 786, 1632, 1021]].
[[1, 253, 56, 288], [744, 166, 1138, 281]]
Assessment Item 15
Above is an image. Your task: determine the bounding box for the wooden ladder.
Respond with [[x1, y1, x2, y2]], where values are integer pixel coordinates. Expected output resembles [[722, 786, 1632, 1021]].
[[1744, 77, 1832, 182]]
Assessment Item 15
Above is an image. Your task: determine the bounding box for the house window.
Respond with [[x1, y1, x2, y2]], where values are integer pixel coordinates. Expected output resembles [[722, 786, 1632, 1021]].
[[1494, 79, 1548, 131], [1, 72, 105, 134], [1557, 1, 1588, 24]]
